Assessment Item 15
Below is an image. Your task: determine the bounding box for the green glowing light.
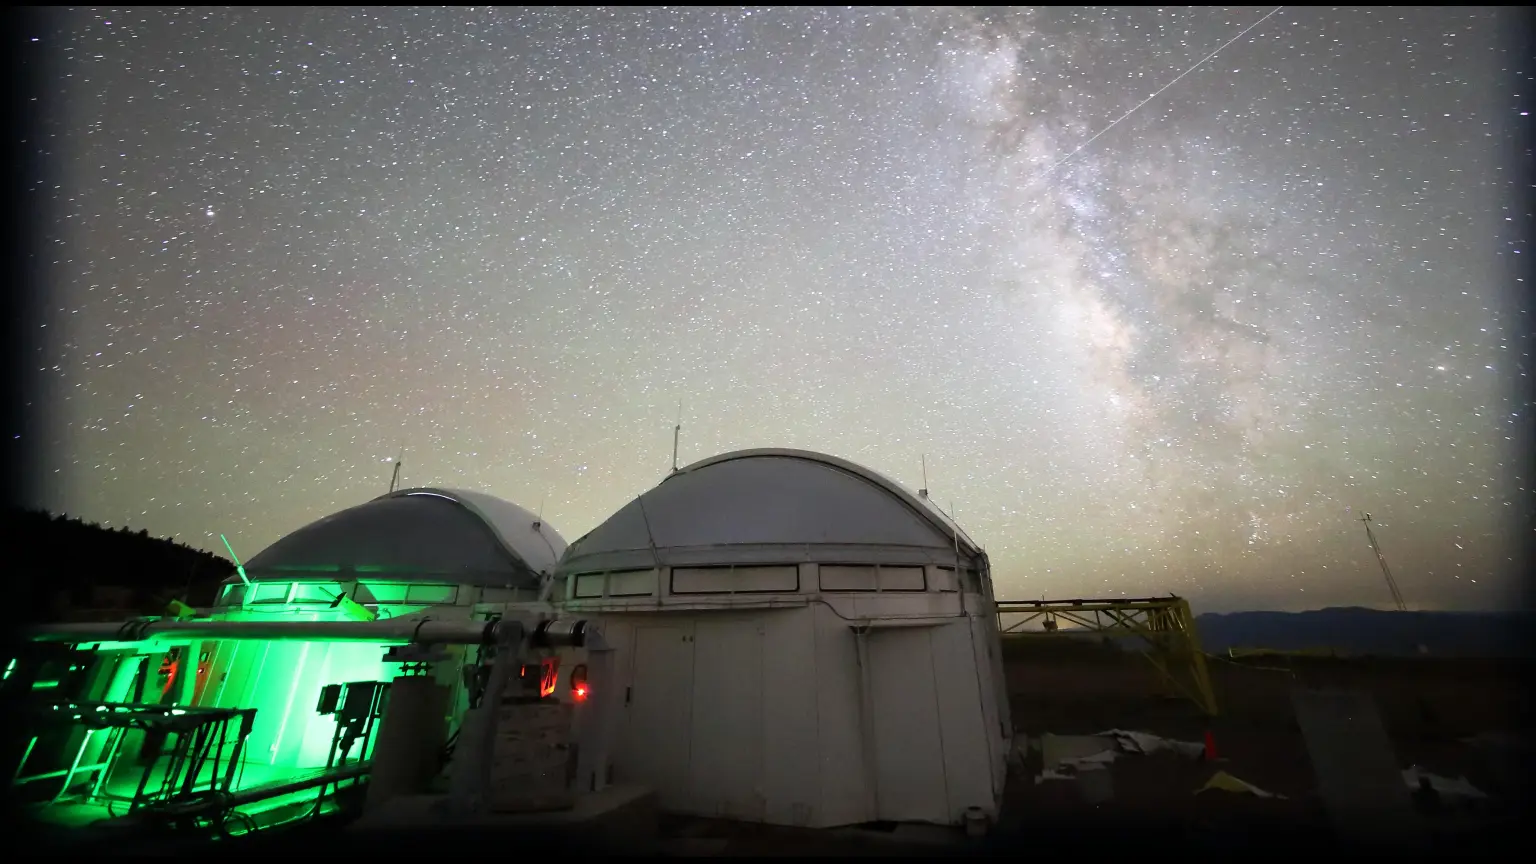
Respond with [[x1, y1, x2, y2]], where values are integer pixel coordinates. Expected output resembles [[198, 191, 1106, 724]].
[[269, 641, 310, 764], [198, 605, 402, 770]]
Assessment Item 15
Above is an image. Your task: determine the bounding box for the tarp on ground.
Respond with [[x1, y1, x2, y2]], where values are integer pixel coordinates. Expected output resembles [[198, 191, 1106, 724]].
[[1094, 729, 1206, 759], [1402, 765, 1487, 802], [1198, 770, 1284, 799], [1035, 730, 1206, 784]]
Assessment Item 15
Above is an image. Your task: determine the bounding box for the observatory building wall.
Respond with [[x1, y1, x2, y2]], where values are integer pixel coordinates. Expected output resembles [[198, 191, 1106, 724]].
[[554, 449, 1011, 829]]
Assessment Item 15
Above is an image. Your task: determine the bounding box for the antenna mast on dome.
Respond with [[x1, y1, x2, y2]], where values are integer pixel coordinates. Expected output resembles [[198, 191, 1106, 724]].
[[670, 400, 683, 474], [388, 444, 405, 494], [919, 454, 929, 499]]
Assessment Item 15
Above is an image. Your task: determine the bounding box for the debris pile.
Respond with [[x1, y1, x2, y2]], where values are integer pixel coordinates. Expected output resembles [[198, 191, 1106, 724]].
[[1402, 765, 1487, 804], [1028, 730, 1206, 783], [1021, 729, 1289, 805]]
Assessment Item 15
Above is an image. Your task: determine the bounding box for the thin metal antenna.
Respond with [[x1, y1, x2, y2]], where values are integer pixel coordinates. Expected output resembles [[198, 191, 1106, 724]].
[[952, 496, 964, 593], [670, 400, 683, 474], [636, 494, 666, 573], [388, 444, 404, 494], [1360, 513, 1407, 612], [919, 454, 929, 499], [220, 534, 252, 586], [531, 490, 559, 602]]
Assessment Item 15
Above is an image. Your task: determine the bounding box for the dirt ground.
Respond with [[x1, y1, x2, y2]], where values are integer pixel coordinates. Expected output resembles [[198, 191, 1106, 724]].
[[990, 638, 1534, 853]]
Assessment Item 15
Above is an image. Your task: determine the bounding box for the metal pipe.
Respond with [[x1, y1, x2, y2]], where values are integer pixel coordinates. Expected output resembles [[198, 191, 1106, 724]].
[[26, 618, 505, 646], [224, 760, 371, 807], [122, 761, 373, 822], [27, 616, 595, 648]]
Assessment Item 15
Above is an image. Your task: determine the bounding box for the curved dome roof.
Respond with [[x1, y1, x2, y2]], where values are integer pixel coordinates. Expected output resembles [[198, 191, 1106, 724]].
[[245, 487, 567, 588], [558, 448, 982, 574]]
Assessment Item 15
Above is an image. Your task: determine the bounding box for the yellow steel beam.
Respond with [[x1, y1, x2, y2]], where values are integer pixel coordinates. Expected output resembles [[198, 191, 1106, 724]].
[[996, 595, 1218, 716]]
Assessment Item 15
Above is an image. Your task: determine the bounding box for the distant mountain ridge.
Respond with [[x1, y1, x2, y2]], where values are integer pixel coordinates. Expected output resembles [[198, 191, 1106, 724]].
[[1192, 607, 1536, 659]]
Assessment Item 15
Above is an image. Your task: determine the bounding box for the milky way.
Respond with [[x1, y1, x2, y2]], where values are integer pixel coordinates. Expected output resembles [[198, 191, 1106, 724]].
[[34, 6, 1527, 611]]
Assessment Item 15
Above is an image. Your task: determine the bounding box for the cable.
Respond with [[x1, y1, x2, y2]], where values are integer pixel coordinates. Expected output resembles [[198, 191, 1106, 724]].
[[1203, 650, 1296, 678], [535, 524, 559, 564], [227, 809, 259, 835]]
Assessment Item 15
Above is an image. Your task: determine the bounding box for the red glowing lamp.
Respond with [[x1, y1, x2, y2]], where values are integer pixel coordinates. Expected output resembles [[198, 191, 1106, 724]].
[[539, 657, 559, 698]]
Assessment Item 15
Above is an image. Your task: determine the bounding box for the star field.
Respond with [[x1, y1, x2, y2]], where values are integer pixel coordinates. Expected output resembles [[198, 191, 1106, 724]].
[[34, 6, 1529, 612]]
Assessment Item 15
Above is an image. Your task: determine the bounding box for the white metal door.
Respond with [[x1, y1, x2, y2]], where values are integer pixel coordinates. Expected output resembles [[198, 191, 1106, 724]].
[[867, 627, 949, 824], [688, 618, 765, 820], [621, 624, 695, 808]]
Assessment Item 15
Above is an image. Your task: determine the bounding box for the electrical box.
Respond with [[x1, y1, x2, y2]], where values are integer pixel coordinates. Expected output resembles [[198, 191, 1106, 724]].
[[316, 683, 342, 716], [340, 680, 387, 724]]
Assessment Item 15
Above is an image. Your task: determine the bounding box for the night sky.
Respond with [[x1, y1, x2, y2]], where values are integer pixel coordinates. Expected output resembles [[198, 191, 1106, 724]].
[[33, 7, 1528, 612]]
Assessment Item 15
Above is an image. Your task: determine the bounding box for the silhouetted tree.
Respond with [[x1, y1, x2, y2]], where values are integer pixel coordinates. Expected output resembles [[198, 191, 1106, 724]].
[[6, 508, 236, 620]]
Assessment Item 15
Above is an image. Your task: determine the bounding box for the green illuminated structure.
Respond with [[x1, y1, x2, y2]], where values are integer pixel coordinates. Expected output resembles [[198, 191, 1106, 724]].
[[11, 487, 570, 835], [197, 488, 567, 775]]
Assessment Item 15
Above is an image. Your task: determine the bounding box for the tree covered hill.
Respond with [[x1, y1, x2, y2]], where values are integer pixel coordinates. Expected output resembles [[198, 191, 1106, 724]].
[[7, 508, 235, 619]]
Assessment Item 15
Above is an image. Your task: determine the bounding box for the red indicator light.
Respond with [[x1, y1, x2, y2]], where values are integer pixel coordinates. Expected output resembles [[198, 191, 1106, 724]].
[[539, 657, 559, 698], [159, 660, 180, 698]]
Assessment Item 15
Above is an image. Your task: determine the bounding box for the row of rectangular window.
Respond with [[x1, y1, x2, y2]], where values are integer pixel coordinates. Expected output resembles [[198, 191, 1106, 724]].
[[218, 581, 462, 607], [568, 564, 982, 600], [214, 566, 985, 608]]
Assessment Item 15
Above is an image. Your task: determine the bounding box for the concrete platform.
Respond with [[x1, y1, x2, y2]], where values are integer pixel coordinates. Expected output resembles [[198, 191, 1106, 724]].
[[348, 784, 659, 854]]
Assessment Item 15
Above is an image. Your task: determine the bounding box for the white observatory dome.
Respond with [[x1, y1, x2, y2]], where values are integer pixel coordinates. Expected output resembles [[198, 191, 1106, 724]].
[[243, 486, 567, 588], [558, 448, 979, 575]]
